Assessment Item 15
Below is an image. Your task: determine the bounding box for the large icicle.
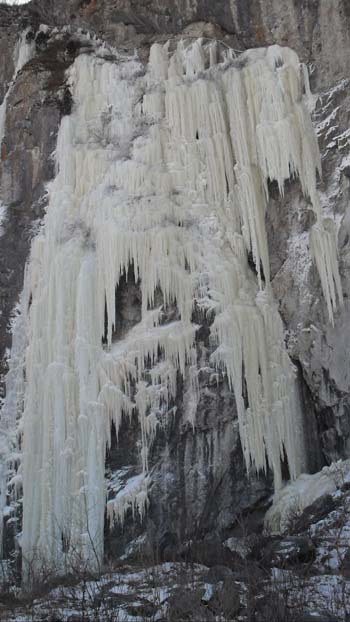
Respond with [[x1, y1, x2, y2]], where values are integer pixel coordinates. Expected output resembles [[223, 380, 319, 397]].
[[309, 218, 343, 325], [0, 38, 341, 579]]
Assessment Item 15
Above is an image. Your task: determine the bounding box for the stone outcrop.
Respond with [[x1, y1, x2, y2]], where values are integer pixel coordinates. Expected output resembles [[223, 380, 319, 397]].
[[24, 0, 350, 89]]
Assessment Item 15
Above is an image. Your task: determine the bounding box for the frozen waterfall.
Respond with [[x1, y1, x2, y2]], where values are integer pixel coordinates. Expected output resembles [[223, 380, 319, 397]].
[[0, 37, 343, 579]]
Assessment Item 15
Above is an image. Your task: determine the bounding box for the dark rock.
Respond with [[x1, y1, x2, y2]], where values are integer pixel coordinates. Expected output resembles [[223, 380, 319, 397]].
[[16, 0, 350, 90], [294, 494, 337, 533], [59, 86, 73, 116], [342, 165, 350, 179], [263, 536, 315, 568], [66, 39, 80, 57], [125, 600, 158, 618], [255, 591, 291, 622], [207, 579, 240, 618], [340, 547, 350, 578], [180, 536, 240, 568], [25, 30, 35, 42], [167, 587, 215, 622], [35, 30, 49, 50], [205, 565, 234, 583]]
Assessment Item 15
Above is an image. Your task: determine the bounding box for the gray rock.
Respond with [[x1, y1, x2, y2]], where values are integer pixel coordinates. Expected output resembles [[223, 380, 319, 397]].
[[207, 579, 241, 618], [263, 536, 315, 567], [167, 587, 215, 622], [294, 494, 338, 533], [340, 548, 350, 579], [205, 565, 235, 583], [22, 0, 350, 88]]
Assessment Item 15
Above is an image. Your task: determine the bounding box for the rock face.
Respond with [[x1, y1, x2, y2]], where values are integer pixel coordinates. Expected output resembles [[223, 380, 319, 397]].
[[1, 0, 350, 573], [26, 0, 350, 89]]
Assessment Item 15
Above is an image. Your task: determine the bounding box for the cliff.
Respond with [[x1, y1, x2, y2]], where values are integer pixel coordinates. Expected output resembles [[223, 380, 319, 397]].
[[1, 1, 350, 619]]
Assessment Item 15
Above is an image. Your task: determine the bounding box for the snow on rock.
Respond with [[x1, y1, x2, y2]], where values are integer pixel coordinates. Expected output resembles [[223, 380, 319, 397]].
[[0, 561, 217, 621], [265, 459, 350, 534]]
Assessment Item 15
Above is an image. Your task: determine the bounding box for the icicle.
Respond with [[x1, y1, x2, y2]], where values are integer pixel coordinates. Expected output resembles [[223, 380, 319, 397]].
[[301, 62, 318, 112], [107, 474, 149, 526], [309, 219, 343, 325]]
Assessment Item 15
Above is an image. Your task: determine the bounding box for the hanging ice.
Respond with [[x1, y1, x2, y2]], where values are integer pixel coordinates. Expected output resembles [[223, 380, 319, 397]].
[[0, 37, 342, 579]]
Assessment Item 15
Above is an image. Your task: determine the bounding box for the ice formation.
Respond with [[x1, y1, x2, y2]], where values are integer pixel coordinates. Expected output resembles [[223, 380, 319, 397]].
[[0, 37, 342, 577], [107, 474, 149, 527]]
